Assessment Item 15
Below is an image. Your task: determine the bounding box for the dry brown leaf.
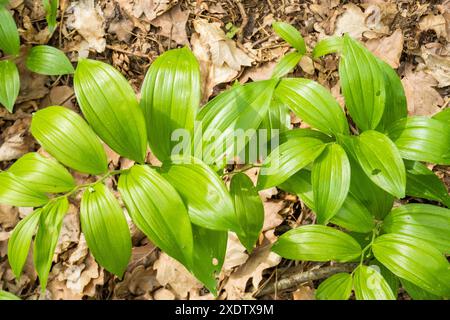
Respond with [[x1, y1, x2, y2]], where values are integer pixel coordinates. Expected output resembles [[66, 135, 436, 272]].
[[292, 286, 315, 300], [262, 200, 285, 232], [67, 0, 106, 54], [419, 14, 448, 41], [299, 56, 315, 75], [240, 62, 277, 83], [401, 65, 444, 116], [108, 19, 135, 42], [223, 244, 281, 299], [418, 43, 450, 88], [151, 4, 189, 46], [0, 118, 34, 162], [154, 252, 203, 299], [40, 86, 75, 110], [222, 232, 249, 274], [0, 205, 18, 229], [54, 204, 80, 256], [366, 29, 404, 68], [153, 287, 175, 300]]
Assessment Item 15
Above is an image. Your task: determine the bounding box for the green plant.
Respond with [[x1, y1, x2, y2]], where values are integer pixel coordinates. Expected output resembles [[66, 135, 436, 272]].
[[0, 20, 448, 301], [0, 2, 70, 112]]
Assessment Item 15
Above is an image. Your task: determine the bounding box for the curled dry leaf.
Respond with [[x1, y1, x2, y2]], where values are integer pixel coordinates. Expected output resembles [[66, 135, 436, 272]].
[[54, 204, 80, 256], [222, 232, 249, 274], [0, 118, 34, 162], [366, 29, 404, 68], [151, 4, 189, 46], [418, 44, 450, 88], [67, 0, 106, 54], [401, 65, 444, 116], [419, 14, 449, 41]]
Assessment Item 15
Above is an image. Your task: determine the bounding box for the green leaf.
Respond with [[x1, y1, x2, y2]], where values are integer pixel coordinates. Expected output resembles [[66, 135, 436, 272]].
[[272, 225, 362, 262], [387, 116, 450, 165], [405, 161, 450, 207], [0, 6, 20, 56], [0, 172, 48, 207], [372, 233, 450, 297], [30, 106, 108, 175], [196, 80, 277, 168], [376, 59, 407, 131], [272, 21, 306, 54], [340, 34, 386, 131], [274, 78, 349, 136], [400, 278, 441, 300], [43, 0, 58, 32], [8, 209, 41, 278], [432, 107, 450, 125], [80, 183, 131, 277], [74, 59, 147, 163], [370, 259, 399, 296], [353, 265, 396, 300], [0, 59, 19, 112], [230, 173, 264, 252], [352, 130, 405, 198], [141, 47, 200, 161], [330, 194, 375, 234], [345, 151, 394, 219], [0, 290, 20, 300], [260, 97, 291, 135], [312, 143, 350, 224], [118, 165, 193, 268], [382, 204, 450, 254], [271, 51, 302, 79], [191, 225, 227, 296], [279, 128, 332, 145], [316, 273, 353, 300], [26, 45, 73, 75], [34, 197, 69, 291], [160, 156, 238, 233], [312, 36, 343, 58], [279, 169, 315, 209], [257, 137, 326, 190], [8, 152, 75, 193]]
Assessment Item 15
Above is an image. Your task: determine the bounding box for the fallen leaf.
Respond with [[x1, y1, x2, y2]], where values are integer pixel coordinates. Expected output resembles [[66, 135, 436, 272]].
[[366, 29, 404, 68], [0, 205, 18, 229], [240, 62, 277, 83], [40, 86, 75, 110], [153, 287, 175, 300], [0, 118, 34, 162], [401, 65, 444, 116], [419, 14, 448, 41], [222, 232, 249, 274], [418, 43, 450, 88], [293, 286, 315, 300], [151, 4, 189, 46], [54, 204, 80, 256], [262, 200, 285, 232]]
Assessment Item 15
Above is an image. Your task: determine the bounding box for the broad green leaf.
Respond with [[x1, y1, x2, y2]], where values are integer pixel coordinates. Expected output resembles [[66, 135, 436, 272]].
[[330, 194, 375, 233], [30, 106, 108, 175], [34, 197, 69, 291], [196, 80, 277, 168], [272, 21, 306, 54], [43, 0, 58, 32], [400, 278, 441, 300], [316, 273, 353, 300], [191, 225, 227, 296], [0, 6, 20, 55], [279, 128, 332, 145], [312, 36, 343, 58], [0, 290, 20, 300], [230, 173, 264, 252], [118, 165, 193, 268], [382, 204, 450, 254], [340, 34, 386, 131], [271, 51, 302, 79], [259, 97, 291, 153], [160, 156, 238, 233], [8, 152, 75, 193], [345, 151, 394, 219], [74, 59, 147, 163], [376, 59, 407, 131], [312, 143, 350, 224], [257, 137, 326, 190], [280, 170, 374, 233], [272, 225, 362, 262], [0, 59, 19, 112], [405, 161, 450, 207], [370, 259, 399, 296], [353, 265, 396, 300], [352, 130, 405, 198], [80, 183, 131, 277], [387, 116, 450, 165], [0, 172, 48, 207], [372, 233, 450, 297], [8, 209, 41, 278], [141, 47, 200, 161], [432, 107, 450, 125], [274, 78, 349, 136], [26, 45, 73, 75]]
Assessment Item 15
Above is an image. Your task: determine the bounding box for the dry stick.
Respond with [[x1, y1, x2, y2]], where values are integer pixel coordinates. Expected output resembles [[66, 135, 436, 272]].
[[234, 0, 248, 43], [254, 263, 358, 297]]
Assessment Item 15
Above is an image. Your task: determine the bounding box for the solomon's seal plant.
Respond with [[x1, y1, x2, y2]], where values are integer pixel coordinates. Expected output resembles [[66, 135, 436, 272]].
[[0, 21, 449, 300], [0, 1, 71, 112]]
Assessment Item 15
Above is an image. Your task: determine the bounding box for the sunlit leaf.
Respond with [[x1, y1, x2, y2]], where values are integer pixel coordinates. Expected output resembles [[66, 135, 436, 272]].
[[353, 265, 396, 300], [43, 0, 58, 33], [0, 172, 48, 207], [0, 6, 20, 56], [0, 290, 20, 300], [313, 36, 343, 58], [272, 21, 306, 53], [271, 51, 302, 79], [316, 273, 352, 300], [0, 59, 19, 112], [26, 45, 73, 75]]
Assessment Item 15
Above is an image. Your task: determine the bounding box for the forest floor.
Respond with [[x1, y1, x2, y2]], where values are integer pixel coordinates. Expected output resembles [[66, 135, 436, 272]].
[[0, 0, 449, 300]]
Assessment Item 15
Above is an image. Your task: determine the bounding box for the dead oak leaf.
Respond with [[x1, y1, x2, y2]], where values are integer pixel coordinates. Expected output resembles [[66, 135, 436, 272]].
[[222, 232, 249, 274], [366, 29, 404, 68], [151, 4, 189, 46], [401, 65, 444, 116], [418, 43, 450, 88], [0, 118, 34, 162], [419, 14, 448, 41]]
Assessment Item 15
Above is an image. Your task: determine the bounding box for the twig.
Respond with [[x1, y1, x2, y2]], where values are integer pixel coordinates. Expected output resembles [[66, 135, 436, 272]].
[[234, 0, 248, 43], [254, 263, 357, 297]]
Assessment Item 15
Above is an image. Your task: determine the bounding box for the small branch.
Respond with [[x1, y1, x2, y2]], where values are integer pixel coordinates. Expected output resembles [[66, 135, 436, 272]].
[[254, 263, 357, 297], [234, 0, 248, 43]]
